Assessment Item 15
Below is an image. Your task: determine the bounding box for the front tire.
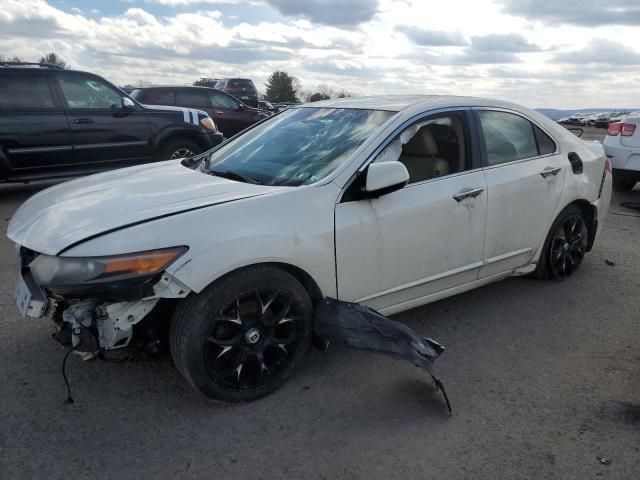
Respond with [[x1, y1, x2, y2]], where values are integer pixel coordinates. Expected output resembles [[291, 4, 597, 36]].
[[170, 266, 313, 403], [535, 205, 589, 280], [160, 138, 201, 161], [612, 176, 636, 192]]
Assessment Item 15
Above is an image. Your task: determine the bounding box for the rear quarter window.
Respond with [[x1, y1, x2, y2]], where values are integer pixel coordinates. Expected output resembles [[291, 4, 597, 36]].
[[0, 74, 55, 110], [533, 125, 557, 155]]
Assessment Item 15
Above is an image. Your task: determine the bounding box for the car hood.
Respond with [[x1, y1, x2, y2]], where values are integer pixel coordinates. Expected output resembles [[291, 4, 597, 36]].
[[7, 161, 281, 255]]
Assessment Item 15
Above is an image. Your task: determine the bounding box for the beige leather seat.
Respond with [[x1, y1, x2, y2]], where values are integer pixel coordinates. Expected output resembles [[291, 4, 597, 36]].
[[399, 127, 450, 182]]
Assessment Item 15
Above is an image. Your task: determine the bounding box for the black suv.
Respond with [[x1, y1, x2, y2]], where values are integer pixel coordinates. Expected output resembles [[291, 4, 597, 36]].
[[214, 78, 259, 107], [0, 64, 223, 182], [130, 86, 271, 137]]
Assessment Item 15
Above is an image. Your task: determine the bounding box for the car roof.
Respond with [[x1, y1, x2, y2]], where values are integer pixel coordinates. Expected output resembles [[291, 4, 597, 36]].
[[132, 85, 216, 90], [300, 95, 528, 112]]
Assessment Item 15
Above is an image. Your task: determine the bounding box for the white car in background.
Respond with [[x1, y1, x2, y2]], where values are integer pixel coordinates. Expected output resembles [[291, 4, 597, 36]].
[[604, 115, 640, 191], [8, 96, 612, 403]]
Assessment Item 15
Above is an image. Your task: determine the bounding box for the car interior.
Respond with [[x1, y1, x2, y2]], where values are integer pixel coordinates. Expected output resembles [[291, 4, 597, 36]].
[[395, 115, 468, 183]]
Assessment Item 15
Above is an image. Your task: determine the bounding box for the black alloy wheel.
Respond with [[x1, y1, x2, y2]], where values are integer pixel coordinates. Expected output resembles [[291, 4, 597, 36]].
[[548, 213, 588, 278], [170, 266, 313, 403], [204, 288, 306, 391]]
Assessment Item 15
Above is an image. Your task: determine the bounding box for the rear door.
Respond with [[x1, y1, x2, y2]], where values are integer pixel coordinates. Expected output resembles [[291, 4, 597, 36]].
[[475, 109, 566, 277], [55, 73, 151, 167], [0, 70, 72, 176]]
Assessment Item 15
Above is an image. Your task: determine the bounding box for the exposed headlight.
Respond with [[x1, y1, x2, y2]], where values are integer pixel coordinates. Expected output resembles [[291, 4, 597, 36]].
[[30, 247, 187, 287], [200, 117, 217, 132]]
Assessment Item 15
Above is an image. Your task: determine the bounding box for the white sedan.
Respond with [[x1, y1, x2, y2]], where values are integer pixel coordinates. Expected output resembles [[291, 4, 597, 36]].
[[8, 96, 612, 402], [603, 114, 640, 191]]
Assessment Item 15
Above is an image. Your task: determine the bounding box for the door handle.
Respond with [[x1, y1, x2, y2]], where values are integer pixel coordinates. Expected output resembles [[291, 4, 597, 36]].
[[74, 118, 94, 124], [540, 166, 561, 178], [215, 111, 224, 115], [453, 187, 485, 202]]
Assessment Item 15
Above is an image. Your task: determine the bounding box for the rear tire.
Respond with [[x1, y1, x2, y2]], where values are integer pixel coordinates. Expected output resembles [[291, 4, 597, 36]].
[[535, 205, 589, 280], [160, 138, 201, 161], [612, 176, 636, 192], [170, 266, 313, 403]]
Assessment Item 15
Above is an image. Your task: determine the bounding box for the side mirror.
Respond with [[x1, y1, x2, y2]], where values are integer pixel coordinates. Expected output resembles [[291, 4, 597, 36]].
[[365, 161, 409, 196], [237, 103, 245, 111], [122, 97, 135, 112]]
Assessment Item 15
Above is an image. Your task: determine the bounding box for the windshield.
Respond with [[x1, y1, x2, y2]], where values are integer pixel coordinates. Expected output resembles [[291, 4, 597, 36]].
[[205, 107, 394, 186]]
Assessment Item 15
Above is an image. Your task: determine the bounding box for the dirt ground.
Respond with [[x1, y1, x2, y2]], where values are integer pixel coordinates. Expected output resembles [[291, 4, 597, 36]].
[[0, 167, 638, 480]]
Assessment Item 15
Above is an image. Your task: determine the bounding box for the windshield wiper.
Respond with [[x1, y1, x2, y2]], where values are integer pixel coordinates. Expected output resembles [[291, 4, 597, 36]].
[[209, 169, 263, 185]]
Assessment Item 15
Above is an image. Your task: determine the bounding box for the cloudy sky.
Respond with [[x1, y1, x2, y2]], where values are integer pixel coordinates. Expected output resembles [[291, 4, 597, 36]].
[[2, 0, 640, 108]]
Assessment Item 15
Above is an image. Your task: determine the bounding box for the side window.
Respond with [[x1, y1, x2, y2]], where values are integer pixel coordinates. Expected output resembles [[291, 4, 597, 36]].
[[375, 112, 469, 184], [145, 90, 176, 105], [210, 92, 238, 109], [477, 110, 538, 165], [534, 125, 556, 155], [176, 90, 210, 108], [58, 76, 122, 109], [0, 74, 55, 109]]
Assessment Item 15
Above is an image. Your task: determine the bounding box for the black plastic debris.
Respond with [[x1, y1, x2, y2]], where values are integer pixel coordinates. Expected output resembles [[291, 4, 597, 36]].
[[620, 201, 640, 212], [314, 297, 451, 414]]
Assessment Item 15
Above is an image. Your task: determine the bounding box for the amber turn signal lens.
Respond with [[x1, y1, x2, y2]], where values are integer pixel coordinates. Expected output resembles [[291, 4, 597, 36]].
[[200, 117, 217, 131], [102, 248, 186, 276]]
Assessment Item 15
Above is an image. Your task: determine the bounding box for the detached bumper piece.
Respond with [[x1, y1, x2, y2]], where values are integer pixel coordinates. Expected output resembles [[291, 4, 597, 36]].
[[313, 298, 451, 414]]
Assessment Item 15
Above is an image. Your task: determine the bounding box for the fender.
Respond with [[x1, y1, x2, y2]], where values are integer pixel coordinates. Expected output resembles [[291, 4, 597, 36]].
[[152, 124, 214, 154]]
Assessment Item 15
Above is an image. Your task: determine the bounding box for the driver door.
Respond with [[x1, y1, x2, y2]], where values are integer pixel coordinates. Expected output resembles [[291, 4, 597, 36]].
[[334, 110, 488, 315], [55, 74, 151, 168]]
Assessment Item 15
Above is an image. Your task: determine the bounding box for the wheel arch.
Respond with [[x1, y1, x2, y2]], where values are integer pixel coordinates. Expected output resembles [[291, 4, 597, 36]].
[[198, 262, 324, 306], [568, 199, 597, 251], [154, 127, 207, 158]]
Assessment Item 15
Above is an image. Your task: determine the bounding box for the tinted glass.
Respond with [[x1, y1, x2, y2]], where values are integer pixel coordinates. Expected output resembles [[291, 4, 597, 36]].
[[206, 108, 393, 186], [176, 90, 209, 108], [534, 125, 556, 155], [229, 79, 254, 88], [58, 76, 122, 109], [0, 74, 55, 109], [144, 89, 176, 105], [210, 92, 237, 109], [478, 110, 538, 165]]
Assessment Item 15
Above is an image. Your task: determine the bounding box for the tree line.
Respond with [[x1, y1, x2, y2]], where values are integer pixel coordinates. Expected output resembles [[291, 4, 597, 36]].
[[2, 53, 350, 103], [193, 71, 353, 103], [0, 52, 68, 68]]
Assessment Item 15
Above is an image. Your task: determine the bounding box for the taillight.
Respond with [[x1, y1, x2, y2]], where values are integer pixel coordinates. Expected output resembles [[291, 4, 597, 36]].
[[607, 122, 621, 135], [621, 123, 636, 136], [608, 122, 636, 136], [604, 156, 612, 173]]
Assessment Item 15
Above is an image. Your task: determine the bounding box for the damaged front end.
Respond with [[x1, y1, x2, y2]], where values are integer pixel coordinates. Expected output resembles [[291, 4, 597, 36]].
[[17, 246, 191, 360], [314, 298, 451, 414]]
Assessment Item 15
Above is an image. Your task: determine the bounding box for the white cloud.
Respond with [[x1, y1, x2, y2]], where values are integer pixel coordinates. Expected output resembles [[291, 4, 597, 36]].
[[0, 0, 639, 108]]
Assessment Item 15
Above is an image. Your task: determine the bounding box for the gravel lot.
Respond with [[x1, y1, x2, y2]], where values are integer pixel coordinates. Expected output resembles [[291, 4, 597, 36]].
[[1, 162, 638, 479]]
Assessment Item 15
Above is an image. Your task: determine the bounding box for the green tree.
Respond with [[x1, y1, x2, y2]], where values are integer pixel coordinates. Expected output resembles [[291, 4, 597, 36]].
[[39, 52, 67, 68], [264, 71, 298, 103], [0, 55, 22, 63]]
